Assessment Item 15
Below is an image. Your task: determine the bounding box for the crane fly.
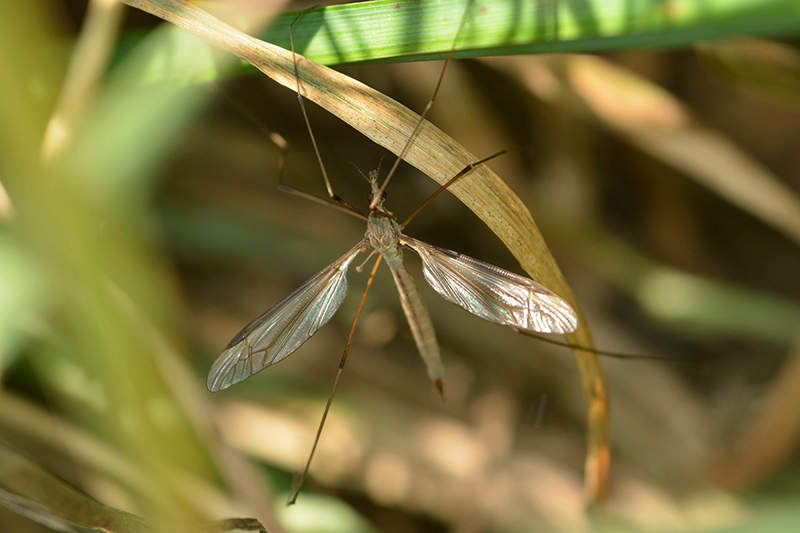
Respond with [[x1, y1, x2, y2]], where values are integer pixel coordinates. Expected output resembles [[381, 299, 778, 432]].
[[207, 170, 579, 393], [206, 5, 579, 503]]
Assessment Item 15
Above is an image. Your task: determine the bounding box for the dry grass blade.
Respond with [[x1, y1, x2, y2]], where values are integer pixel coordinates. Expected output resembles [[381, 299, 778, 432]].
[[40, 0, 125, 161], [489, 54, 800, 247], [565, 56, 800, 246], [122, 0, 607, 499]]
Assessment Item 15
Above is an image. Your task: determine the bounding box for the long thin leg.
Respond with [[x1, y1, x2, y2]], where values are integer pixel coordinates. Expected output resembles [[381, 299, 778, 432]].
[[288, 254, 384, 505], [290, 9, 363, 216], [401, 149, 507, 228], [212, 82, 367, 221], [369, 2, 474, 211], [515, 330, 690, 363], [278, 184, 368, 220], [270, 107, 366, 219]]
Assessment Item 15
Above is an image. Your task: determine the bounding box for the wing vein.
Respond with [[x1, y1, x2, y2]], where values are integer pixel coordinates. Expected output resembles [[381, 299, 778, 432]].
[[401, 236, 578, 334], [207, 240, 368, 391]]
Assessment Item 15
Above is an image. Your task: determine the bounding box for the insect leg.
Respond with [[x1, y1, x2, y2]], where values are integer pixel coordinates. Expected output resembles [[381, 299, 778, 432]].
[[277, 183, 368, 221], [211, 80, 367, 221], [401, 149, 507, 228], [369, 2, 474, 210], [272, 114, 367, 219], [290, 9, 364, 216], [287, 254, 384, 505], [516, 329, 688, 363]]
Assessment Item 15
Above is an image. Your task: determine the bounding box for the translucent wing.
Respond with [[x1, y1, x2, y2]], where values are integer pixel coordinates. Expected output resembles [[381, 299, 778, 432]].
[[401, 236, 578, 334], [207, 241, 368, 392]]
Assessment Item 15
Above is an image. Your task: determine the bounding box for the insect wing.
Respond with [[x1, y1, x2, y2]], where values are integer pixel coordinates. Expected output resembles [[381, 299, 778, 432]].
[[207, 241, 367, 392], [402, 237, 578, 334]]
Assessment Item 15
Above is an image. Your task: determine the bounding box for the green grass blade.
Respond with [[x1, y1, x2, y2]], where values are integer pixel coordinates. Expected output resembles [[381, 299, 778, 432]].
[[261, 0, 800, 65]]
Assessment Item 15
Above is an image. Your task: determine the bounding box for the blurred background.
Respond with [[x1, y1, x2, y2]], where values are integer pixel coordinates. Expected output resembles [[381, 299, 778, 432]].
[[1, 1, 800, 532]]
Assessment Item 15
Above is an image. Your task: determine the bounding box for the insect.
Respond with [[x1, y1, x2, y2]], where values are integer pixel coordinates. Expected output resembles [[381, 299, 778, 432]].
[[207, 170, 579, 387], [207, 6, 579, 502]]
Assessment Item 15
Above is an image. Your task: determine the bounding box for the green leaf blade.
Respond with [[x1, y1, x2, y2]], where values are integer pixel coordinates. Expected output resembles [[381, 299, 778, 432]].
[[260, 0, 800, 66]]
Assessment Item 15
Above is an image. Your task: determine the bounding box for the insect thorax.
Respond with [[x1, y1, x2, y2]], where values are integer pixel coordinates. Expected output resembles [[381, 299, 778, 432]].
[[366, 212, 403, 265]]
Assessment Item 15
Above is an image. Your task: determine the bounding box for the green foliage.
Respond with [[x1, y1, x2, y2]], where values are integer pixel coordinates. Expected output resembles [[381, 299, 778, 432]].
[[266, 0, 800, 65]]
